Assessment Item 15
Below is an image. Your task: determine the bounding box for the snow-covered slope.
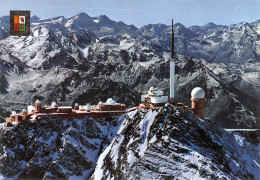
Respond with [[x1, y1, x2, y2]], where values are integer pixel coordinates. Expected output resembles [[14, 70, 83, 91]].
[[0, 114, 125, 179], [91, 105, 259, 179], [0, 105, 258, 179], [0, 26, 98, 69]]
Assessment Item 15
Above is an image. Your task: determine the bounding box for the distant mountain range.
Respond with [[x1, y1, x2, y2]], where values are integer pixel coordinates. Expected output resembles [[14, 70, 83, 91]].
[[0, 12, 259, 129], [1, 12, 260, 63]]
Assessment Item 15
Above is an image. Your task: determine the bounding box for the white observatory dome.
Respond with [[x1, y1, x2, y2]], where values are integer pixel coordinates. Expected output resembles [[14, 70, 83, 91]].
[[51, 102, 57, 107], [22, 109, 27, 112], [35, 100, 41, 104], [191, 87, 205, 99], [106, 98, 116, 104]]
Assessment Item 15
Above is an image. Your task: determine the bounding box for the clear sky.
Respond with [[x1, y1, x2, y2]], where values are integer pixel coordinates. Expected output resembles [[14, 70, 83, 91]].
[[0, 0, 259, 27]]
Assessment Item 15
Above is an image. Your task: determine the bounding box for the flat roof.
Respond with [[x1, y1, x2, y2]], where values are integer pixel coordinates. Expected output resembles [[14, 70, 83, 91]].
[[58, 106, 72, 109]]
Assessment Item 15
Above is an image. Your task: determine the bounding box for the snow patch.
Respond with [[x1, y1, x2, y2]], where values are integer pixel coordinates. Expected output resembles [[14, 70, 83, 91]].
[[111, 134, 125, 166], [94, 138, 116, 180], [119, 39, 135, 50], [127, 150, 138, 166], [139, 59, 162, 68], [139, 110, 158, 157]]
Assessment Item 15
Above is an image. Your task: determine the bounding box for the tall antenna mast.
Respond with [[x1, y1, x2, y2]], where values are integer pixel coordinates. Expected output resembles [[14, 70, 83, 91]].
[[171, 19, 174, 59], [169, 19, 175, 104]]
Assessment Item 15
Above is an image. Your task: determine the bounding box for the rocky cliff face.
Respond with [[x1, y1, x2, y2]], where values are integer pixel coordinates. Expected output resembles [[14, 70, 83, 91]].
[[1, 105, 258, 179], [0, 115, 125, 179], [91, 105, 259, 180]]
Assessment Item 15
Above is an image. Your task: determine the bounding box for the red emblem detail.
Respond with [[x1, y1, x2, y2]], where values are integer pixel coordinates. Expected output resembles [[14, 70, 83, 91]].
[[14, 24, 20, 31]]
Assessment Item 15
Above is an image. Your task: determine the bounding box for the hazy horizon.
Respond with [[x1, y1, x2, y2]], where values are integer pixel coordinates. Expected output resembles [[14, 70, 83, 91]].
[[0, 0, 259, 27]]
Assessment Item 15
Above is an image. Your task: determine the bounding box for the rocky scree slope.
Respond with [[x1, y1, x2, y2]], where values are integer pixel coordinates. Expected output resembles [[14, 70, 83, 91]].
[[0, 114, 125, 179], [91, 105, 259, 180]]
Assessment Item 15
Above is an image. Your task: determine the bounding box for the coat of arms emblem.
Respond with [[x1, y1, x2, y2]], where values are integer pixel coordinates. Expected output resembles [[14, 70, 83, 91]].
[[10, 10, 30, 36]]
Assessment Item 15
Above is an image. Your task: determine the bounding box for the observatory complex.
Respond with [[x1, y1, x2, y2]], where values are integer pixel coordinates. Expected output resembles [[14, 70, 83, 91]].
[[5, 20, 206, 127]]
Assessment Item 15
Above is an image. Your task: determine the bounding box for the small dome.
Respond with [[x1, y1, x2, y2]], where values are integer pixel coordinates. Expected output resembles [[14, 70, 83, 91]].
[[191, 87, 205, 99], [51, 102, 57, 107], [12, 111, 17, 115], [22, 109, 27, 112], [106, 98, 116, 104], [35, 100, 41, 104], [75, 103, 79, 106]]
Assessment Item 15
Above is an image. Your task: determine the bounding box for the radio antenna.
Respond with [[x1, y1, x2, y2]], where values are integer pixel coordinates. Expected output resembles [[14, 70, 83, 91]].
[[171, 19, 174, 59]]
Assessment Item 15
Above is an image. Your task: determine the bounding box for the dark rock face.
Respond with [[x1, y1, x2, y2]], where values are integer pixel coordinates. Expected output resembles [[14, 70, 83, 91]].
[[227, 129, 260, 145], [0, 115, 124, 179], [91, 105, 259, 179], [0, 72, 8, 93]]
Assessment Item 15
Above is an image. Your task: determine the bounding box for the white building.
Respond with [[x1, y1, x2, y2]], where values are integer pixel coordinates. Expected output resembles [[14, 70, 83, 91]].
[[141, 87, 168, 106]]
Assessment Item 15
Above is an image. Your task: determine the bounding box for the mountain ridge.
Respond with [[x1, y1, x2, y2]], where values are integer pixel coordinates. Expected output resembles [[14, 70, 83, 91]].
[[91, 105, 259, 179], [0, 13, 259, 129], [0, 105, 258, 179]]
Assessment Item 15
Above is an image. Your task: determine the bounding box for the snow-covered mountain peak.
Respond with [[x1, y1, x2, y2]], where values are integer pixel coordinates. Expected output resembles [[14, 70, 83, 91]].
[[76, 12, 92, 18], [38, 16, 65, 23], [64, 12, 97, 31], [91, 105, 259, 179], [0, 105, 258, 179], [121, 33, 131, 39], [203, 22, 217, 29], [30, 15, 40, 22], [97, 15, 110, 21], [0, 16, 9, 25]]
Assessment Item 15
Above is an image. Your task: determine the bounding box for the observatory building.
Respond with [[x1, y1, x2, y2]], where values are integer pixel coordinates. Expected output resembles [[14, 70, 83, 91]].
[[191, 87, 205, 119], [5, 98, 130, 127], [141, 87, 168, 107]]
